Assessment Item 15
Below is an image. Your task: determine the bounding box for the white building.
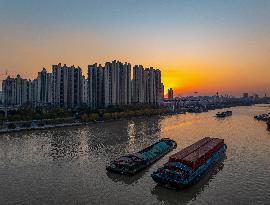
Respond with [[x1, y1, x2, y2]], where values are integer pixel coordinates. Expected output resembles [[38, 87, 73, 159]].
[[119, 62, 132, 105], [36, 68, 53, 106], [132, 65, 145, 103], [2, 75, 33, 107], [133, 65, 162, 105], [88, 63, 104, 108], [52, 63, 82, 108], [82, 75, 88, 105], [89, 60, 132, 108]]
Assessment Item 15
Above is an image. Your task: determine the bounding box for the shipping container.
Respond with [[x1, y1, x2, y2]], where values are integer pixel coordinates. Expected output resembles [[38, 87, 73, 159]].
[[181, 138, 224, 169], [169, 137, 212, 162]]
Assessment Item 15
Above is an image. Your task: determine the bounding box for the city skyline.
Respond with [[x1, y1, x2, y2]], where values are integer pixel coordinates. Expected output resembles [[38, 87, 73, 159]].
[[1, 61, 164, 108], [0, 0, 270, 96]]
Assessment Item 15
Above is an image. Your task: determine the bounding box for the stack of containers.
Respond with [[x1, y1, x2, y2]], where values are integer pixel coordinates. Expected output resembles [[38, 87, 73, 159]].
[[181, 138, 224, 169], [169, 137, 211, 162], [169, 137, 224, 170]]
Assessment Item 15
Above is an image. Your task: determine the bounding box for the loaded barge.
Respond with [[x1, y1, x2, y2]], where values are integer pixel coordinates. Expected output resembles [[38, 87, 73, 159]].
[[254, 113, 270, 121], [216, 110, 232, 118], [151, 137, 227, 189], [106, 138, 177, 175]]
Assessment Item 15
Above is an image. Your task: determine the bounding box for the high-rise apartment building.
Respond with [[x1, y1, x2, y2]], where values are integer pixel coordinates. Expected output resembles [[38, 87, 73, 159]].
[[88, 63, 104, 108], [133, 65, 162, 105], [119, 62, 131, 105], [160, 83, 164, 100], [89, 60, 132, 108], [82, 76, 88, 105], [47, 73, 52, 104], [0, 91, 3, 105], [52, 63, 82, 108], [2, 76, 16, 106], [36, 68, 53, 106], [31, 79, 38, 106], [2, 75, 33, 106], [168, 88, 174, 100], [154, 69, 162, 103], [132, 65, 145, 103]]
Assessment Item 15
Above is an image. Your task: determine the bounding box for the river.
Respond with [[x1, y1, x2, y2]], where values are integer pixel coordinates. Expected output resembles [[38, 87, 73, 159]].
[[1, 105, 270, 205]]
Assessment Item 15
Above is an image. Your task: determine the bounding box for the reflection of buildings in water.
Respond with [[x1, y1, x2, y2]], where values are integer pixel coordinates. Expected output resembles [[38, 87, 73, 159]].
[[80, 116, 162, 154], [127, 121, 136, 153], [86, 121, 130, 148], [0, 131, 53, 165], [132, 116, 161, 140], [151, 155, 226, 205], [48, 117, 163, 163], [125, 116, 162, 153], [50, 130, 82, 160]]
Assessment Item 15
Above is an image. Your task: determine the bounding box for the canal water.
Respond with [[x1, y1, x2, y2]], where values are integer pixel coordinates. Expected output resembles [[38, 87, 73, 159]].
[[1, 105, 270, 205]]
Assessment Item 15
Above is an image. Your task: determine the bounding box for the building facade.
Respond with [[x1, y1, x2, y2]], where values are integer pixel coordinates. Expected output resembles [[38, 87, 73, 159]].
[[88, 60, 133, 108], [132, 65, 162, 105], [82, 76, 88, 105], [2, 75, 33, 107], [52, 63, 82, 108], [88, 63, 104, 108], [0, 91, 3, 105], [168, 88, 174, 100], [132, 65, 145, 103], [36, 68, 53, 106], [160, 83, 164, 100]]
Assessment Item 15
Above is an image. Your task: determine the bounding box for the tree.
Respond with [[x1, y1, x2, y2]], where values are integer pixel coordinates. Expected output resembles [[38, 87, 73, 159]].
[[103, 113, 112, 120], [88, 113, 99, 121], [80, 113, 89, 122]]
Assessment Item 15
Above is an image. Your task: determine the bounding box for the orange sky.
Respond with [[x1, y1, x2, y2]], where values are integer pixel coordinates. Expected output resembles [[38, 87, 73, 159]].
[[0, 1, 270, 96], [2, 35, 269, 96]]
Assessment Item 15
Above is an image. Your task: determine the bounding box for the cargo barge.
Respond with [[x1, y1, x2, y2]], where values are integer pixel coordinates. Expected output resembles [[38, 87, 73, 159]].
[[254, 113, 270, 121], [216, 110, 232, 118], [106, 138, 177, 175], [151, 137, 227, 189]]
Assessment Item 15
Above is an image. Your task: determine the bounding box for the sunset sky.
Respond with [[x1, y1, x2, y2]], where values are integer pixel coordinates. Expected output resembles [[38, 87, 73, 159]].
[[0, 0, 269, 96]]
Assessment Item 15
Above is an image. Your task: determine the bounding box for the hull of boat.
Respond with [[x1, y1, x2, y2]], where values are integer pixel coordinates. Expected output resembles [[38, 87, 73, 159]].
[[216, 111, 232, 118]]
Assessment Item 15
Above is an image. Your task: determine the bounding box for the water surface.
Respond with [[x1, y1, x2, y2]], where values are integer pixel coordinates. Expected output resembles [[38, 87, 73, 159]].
[[1, 105, 270, 205]]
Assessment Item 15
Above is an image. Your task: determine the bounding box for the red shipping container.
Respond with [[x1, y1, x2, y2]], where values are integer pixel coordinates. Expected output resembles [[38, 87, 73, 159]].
[[169, 137, 212, 162], [180, 138, 224, 170]]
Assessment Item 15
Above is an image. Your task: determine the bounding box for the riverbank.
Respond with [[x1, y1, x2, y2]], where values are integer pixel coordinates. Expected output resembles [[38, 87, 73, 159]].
[[0, 122, 83, 134], [0, 114, 177, 134], [0, 108, 180, 134], [1, 103, 268, 134]]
